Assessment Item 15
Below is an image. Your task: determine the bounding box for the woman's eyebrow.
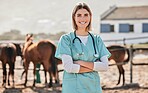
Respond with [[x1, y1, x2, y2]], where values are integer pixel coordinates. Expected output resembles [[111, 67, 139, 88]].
[[76, 13, 81, 16], [84, 13, 89, 16]]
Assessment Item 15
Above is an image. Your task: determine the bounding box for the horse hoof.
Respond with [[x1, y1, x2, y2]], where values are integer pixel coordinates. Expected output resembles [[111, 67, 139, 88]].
[[55, 80, 59, 84], [24, 84, 26, 87], [12, 86, 15, 88], [116, 82, 120, 85], [48, 84, 52, 88], [33, 84, 35, 87], [122, 83, 125, 86], [45, 81, 47, 84], [2, 84, 6, 88], [2, 83, 5, 86]]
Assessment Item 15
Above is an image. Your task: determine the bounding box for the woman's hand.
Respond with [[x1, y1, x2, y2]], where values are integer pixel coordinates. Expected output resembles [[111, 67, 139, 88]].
[[74, 61, 94, 70]]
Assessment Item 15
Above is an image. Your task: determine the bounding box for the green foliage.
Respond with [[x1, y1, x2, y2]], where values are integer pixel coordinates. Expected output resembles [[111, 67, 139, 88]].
[[0, 30, 66, 41]]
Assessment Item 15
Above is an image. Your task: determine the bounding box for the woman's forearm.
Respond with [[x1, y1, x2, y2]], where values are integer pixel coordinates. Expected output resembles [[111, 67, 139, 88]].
[[78, 66, 93, 73], [93, 55, 109, 71], [62, 54, 93, 73], [75, 61, 94, 70], [75, 55, 109, 72], [62, 55, 80, 73]]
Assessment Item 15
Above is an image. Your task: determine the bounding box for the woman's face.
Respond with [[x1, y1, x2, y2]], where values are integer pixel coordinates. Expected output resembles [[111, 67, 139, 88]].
[[75, 8, 91, 30]]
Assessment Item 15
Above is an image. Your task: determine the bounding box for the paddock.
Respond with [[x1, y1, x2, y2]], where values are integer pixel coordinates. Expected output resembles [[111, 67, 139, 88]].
[[0, 47, 147, 93], [0, 39, 147, 92]]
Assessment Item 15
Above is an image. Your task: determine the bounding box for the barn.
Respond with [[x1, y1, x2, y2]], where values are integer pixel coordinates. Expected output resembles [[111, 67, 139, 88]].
[[100, 5, 148, 45]]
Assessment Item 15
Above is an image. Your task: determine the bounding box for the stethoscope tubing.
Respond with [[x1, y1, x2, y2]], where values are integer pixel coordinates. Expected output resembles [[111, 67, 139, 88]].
[[73, 31, 97, 55]]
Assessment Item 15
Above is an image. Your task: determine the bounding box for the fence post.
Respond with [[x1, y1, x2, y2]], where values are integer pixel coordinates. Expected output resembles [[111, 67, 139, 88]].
[[129, 45, 133, 83], [123, 38, 126, 46]]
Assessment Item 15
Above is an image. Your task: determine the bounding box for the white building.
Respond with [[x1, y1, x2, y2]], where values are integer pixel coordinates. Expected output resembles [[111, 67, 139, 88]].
[[100, 5, 148, 45]]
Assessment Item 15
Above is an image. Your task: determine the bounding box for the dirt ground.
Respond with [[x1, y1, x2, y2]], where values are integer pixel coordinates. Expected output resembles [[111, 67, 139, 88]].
[[0, 53, 147, 93]]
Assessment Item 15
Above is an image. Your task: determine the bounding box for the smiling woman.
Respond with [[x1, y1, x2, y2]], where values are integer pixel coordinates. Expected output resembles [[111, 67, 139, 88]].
[[55, 2, 111, 93]]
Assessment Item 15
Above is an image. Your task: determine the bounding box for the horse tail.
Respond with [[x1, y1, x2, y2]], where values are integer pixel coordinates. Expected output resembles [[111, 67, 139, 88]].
[[50, 44, 57, 76], [124, 48, 130, 62], [13, 43, 23, 57]]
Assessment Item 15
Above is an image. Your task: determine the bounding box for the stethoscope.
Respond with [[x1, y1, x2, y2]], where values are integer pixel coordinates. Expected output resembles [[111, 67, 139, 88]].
[[72, 31, 99, 58]]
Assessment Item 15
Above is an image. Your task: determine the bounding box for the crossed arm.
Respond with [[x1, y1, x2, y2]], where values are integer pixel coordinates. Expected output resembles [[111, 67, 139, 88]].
[[62, 54, 109, 73]]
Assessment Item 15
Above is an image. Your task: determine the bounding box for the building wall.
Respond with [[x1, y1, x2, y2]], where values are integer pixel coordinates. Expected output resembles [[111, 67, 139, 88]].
[[101, 19, 148, 33], [99, 20, 148, 45]]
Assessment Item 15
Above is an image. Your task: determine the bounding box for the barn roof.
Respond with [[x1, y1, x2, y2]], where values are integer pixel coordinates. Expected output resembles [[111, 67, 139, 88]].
[[101, 5, 148, 20]]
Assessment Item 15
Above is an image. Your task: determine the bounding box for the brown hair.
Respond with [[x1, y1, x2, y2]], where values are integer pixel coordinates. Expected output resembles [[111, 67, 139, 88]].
[[72, 2, 92, 32]]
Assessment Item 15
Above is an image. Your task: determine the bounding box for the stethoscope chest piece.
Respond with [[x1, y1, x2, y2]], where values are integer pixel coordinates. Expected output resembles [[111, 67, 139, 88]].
[[94, 54, 99, 58], [77, 52, 84, 56]]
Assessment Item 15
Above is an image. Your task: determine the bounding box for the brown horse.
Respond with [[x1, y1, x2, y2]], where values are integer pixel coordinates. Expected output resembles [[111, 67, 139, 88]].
[[107, 45, 130, 86], [0, 43, 17, 87], [23, 34, 59, 87]]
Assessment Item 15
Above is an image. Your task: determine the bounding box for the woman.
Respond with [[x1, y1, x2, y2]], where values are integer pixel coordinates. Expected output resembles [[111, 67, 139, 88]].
[[55, 2, 111, 93]]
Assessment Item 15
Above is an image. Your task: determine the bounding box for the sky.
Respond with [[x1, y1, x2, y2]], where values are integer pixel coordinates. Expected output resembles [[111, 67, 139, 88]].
[[0, 0, 148, 35]]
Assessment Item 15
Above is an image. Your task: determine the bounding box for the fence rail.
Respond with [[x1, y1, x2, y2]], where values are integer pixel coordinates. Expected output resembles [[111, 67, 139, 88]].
[[104, 36, 148, 42]]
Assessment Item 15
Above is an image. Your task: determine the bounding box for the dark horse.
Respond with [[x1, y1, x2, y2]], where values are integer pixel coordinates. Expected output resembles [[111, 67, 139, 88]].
[[23, 34, 59, 87], [107, 45, 130, 86], [13, 43, 24, 64], [0, 43, 17, 87]]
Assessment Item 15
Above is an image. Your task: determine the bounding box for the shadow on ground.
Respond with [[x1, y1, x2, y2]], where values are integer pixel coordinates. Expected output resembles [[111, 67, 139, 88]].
[[102, 83, 148, 90]]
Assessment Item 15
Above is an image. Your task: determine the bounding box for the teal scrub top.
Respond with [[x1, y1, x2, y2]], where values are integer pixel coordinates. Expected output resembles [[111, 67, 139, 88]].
[[55, 32, 111, 93]]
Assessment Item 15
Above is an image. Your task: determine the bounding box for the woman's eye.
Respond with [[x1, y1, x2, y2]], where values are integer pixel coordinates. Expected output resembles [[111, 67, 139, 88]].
[[84, 14, 89, 17], [77, 14, 81, 17]]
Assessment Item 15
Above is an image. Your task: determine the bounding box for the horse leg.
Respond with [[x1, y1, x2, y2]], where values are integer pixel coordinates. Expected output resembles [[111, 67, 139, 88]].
[[54, 69, 60, 84], [42, 61, 52, 87], [122, 67, 125, 86], [24, 61, 29, 87], [51, 57, 59, 85], [12, 62, 15, 87], [33, 63, 36, 87], [21, 62, 25, 80], [8, 62, 15, 87], [52, 65, 59, 85], [8, 67, 11, 86], [117, 73, 121, 85], [21, 70, 25, 80], [44, 69, 47, 84], [48, 70, 52, 88], [117, 65, 125, 85], [24, 69, 28, 87], [2, 63, 7, 87]]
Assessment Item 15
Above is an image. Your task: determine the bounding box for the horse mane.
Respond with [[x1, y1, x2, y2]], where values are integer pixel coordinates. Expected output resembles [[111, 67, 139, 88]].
[[23, 34, 34, 55]]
